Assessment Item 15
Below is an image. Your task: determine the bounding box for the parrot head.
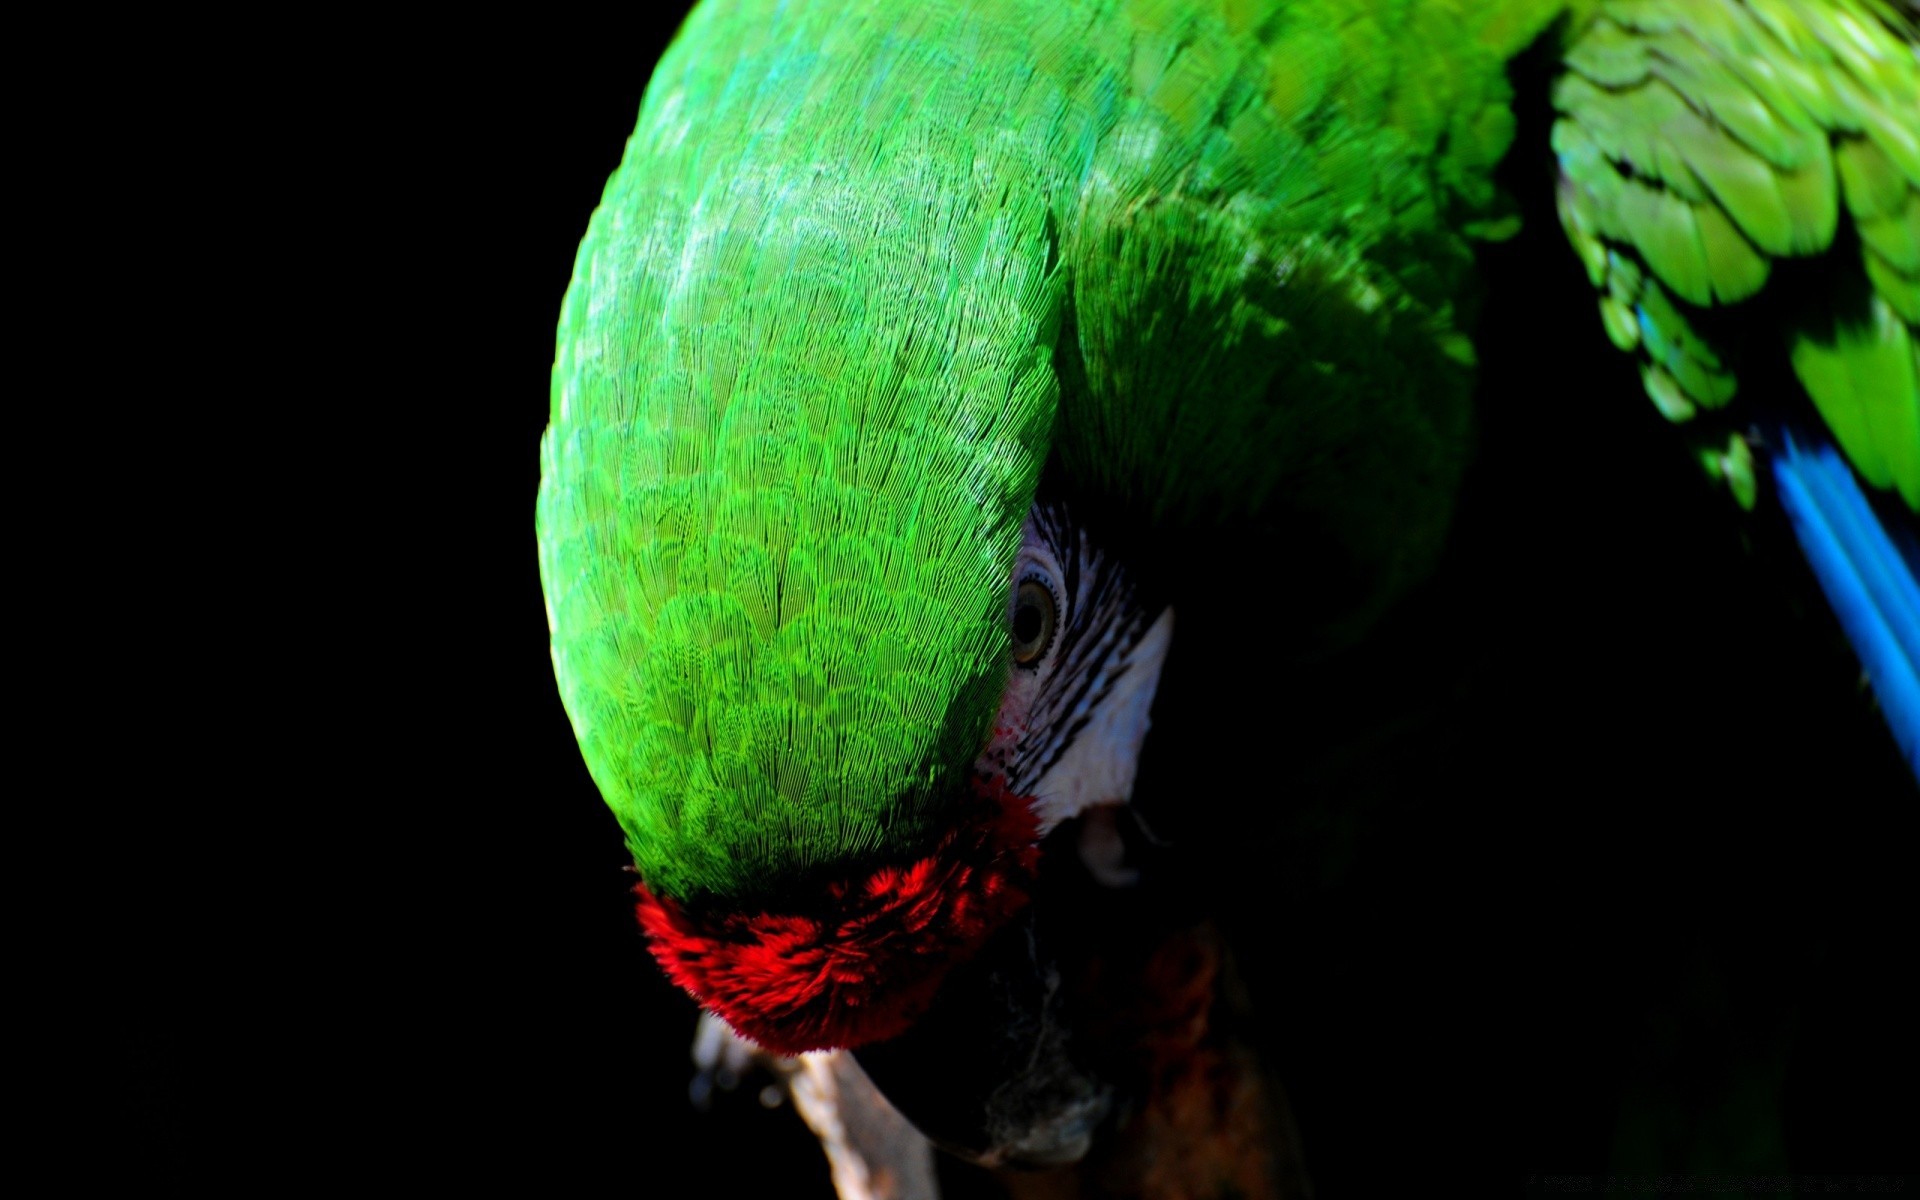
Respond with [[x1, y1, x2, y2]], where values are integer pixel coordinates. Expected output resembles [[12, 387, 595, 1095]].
[[624, 497, 1173, 1056], [535, 61, 1172, 1055], [541, 431, 1172, 1056]]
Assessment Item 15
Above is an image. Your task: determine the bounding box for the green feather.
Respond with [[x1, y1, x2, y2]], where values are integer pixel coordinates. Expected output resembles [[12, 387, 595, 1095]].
[[1791, 292, 1920, 509], [541, 0, 1918, 910], [540, 0, 1083, 901], [538, 0, 1567, 904], [1553, 0, 1919, 512]]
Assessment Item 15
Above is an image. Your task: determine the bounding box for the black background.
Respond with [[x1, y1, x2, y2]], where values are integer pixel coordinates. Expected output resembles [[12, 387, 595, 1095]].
[[105, 7, 1914, 1193]]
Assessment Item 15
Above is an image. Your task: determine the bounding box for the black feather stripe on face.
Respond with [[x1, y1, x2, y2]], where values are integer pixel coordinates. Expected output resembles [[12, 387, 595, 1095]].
[[1003, 497, 1160, 796]]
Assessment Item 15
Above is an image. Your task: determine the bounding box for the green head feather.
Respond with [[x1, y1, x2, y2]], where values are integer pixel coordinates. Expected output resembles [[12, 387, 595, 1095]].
[[538, 0, 1570, 901], [536, 2, 1074, 905]]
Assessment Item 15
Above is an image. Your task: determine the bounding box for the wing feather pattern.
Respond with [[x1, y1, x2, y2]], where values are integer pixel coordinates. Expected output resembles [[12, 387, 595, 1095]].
[[1554, 0, 1920, 510]]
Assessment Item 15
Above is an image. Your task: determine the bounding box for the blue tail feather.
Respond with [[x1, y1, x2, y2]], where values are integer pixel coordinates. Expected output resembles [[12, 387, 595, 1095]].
[[1771, 435, 1920, 777]]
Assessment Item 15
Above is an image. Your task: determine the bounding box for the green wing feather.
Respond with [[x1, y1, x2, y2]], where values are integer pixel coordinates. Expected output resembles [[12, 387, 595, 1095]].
[[1553, 0, 1920, 510]]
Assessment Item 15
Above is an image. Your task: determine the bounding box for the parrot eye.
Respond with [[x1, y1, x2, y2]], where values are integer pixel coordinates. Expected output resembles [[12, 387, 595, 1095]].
[[1011, 577, 1058, 667]]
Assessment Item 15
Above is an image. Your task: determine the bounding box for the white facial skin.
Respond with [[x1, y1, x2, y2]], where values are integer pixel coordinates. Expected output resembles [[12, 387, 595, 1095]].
[[974, 503, 1174, 885]]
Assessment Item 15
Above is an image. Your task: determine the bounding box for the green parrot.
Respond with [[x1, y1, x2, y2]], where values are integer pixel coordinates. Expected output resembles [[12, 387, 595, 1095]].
[[536, 0, 1918, 1184]]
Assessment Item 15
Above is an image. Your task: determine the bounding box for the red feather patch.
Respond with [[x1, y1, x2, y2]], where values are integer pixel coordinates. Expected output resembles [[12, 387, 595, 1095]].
[[634, 775, 1041, 1056]]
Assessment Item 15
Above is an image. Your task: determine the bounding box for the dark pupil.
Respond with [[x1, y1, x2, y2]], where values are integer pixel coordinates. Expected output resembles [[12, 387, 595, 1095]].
[[1013, 602, 1043, 646]]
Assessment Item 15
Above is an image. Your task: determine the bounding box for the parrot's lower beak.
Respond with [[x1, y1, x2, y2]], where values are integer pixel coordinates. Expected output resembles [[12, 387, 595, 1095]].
[[853, 815, 1309, 1192], [852, 884, 1112, 1168], [847, 810, 1173, 1169], [852, 810, 1128, 1167]]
